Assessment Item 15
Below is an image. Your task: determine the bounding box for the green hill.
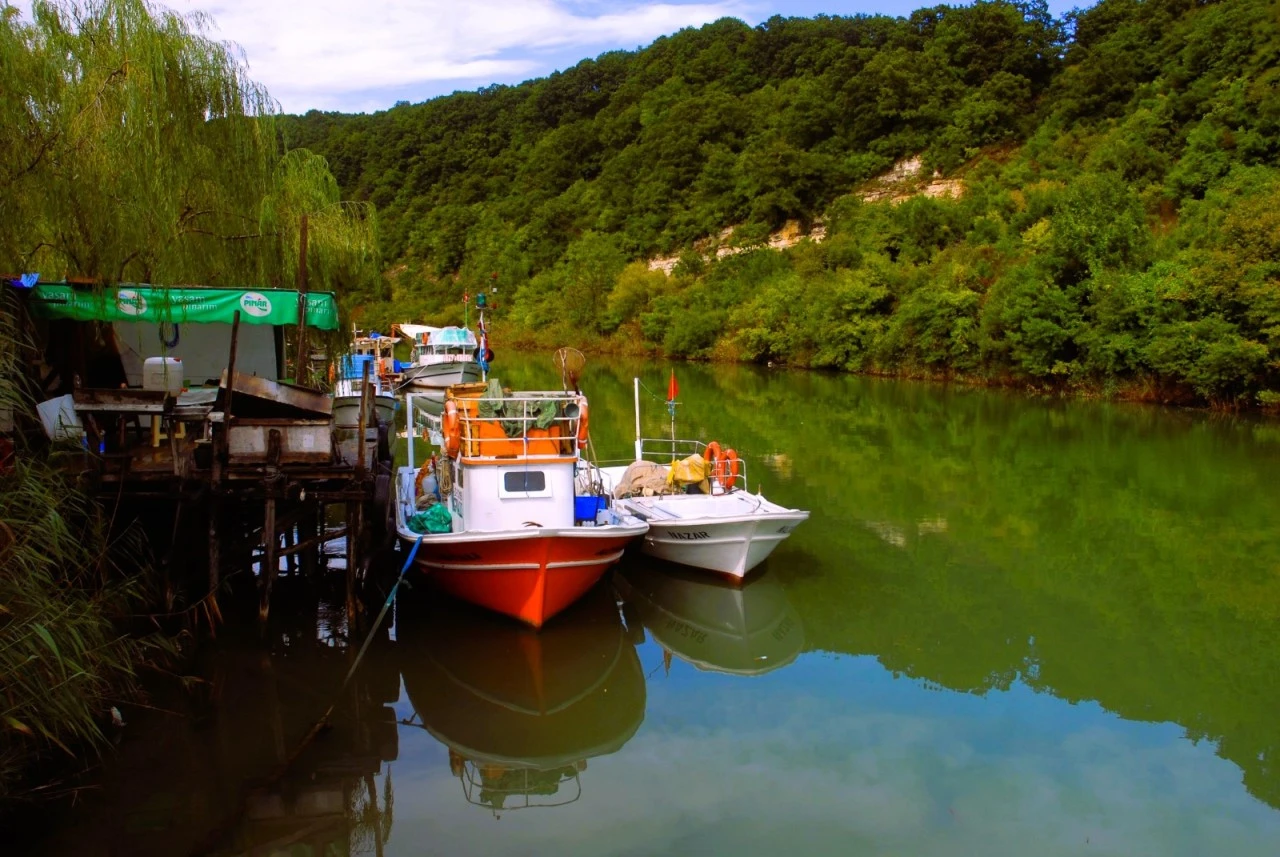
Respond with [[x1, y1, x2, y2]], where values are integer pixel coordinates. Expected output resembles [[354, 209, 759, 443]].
[[281, 0, 1280, 405]]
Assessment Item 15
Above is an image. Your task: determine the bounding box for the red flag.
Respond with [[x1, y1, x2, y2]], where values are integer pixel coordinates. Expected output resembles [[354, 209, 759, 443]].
[[667, 369, 679, 402]]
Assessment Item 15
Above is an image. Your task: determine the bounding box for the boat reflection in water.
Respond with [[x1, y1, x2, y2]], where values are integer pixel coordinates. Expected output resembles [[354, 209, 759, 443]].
[[614, 559, 804, 676], [397, 584, 646, 815]]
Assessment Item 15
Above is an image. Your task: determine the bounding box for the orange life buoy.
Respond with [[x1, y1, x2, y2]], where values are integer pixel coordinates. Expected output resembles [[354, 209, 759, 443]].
[[723, 447, 740, 489], [442, 399, 461, 458], [328, 362, 336, 384], [575, 397, 590, 448], [414, 455, 434, 496], [705, 441, 723, 481]]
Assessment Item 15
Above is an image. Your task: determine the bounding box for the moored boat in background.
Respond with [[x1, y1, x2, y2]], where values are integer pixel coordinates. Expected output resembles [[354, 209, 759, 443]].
[[333, 327, 398, 427], [396, 323, 484, 413]]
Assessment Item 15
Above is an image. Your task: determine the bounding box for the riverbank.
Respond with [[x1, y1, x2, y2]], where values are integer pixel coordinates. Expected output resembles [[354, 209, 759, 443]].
[[486, 320, 1266, 413]]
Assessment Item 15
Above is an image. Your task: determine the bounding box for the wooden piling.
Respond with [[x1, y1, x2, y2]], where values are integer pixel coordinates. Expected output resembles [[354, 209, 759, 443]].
[[296, 214, 310, 386], [300, 499, 318, 579], [346, 500, 361, 630], [260, 495, 277, 624]]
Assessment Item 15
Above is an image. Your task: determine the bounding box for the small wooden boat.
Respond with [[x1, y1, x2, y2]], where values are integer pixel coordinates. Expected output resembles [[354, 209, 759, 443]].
[[597, 377, 808, 580], [395, 380, 648, 627]]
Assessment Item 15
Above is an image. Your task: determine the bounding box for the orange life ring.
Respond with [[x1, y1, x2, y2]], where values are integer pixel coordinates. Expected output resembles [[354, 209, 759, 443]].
[[705, 440, 723, 480], [328, 362, 336, 384], [723, 447, 740, 489], [414, 455, 434, 496], [442, 399, 462, 458], [575, 397, 590, 448]]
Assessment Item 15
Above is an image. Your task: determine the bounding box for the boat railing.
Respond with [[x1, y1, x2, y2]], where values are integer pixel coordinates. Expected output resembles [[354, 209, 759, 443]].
[[455, 392, 582, 460], [631, 437, 752, 493], [459, 761, 582, 811], [405, 391, 583, 467]]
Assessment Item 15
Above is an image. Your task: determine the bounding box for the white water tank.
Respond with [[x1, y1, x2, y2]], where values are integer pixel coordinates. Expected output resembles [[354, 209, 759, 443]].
[[143, 356, 184, 394]]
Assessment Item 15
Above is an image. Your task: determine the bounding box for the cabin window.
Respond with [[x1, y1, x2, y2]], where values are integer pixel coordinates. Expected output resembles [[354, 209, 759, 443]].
[[503, 471, 546, 493]]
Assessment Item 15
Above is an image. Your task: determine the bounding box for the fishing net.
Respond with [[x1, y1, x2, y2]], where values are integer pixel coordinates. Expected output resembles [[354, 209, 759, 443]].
[[552, 347, 586, 391]]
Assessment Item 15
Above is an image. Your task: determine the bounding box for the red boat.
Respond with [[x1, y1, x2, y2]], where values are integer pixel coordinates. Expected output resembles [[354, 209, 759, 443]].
[[396, 382, 647, 627]]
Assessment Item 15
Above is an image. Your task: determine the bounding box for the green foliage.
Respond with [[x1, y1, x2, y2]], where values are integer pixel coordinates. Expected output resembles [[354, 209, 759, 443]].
[[281, 0, 1280, 405], [0, 292, 173, 803], [0, 0, 378, 297]]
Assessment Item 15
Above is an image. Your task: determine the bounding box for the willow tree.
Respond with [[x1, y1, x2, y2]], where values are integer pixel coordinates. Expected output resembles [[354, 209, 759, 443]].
[[0, 0, 376, 803], [0, 0, 378, 291]]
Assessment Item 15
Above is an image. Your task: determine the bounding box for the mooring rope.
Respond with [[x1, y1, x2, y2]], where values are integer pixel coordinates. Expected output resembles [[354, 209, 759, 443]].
[[337, 534, 423, 691]]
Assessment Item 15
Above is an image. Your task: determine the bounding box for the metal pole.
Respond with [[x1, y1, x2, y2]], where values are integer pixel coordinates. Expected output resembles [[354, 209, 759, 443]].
[[406, 393, 415, 470], [634, 377, 642, 461]]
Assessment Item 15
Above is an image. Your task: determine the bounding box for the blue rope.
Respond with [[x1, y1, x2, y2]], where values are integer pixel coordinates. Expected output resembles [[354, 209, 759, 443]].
[[339, 534, 423, 690]]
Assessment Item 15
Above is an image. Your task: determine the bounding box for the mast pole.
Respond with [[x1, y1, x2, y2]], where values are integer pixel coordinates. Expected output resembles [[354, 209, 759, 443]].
[[634, 377, 642, 460], [406, 393, 415, 470]]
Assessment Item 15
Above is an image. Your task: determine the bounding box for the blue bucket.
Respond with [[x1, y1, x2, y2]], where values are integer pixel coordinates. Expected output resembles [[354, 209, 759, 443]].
[[575, 495, 607, 522]]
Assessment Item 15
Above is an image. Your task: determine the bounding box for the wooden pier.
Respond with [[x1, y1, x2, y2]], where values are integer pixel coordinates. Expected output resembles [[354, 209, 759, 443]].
[[54, 307, 393, 629]]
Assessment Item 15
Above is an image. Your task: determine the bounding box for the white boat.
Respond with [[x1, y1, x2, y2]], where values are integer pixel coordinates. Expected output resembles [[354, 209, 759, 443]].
[[332, 374, 395, 428], [394, 381, 648, 628], [332, 332, 398, 428], [396, 324, 484, 413], [597, 377, 808, 580]]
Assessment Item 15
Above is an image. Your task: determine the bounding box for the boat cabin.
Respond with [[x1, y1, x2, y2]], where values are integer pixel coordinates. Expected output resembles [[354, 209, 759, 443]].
[[401, 325, 478, 365], [407, 385, 597, 534]]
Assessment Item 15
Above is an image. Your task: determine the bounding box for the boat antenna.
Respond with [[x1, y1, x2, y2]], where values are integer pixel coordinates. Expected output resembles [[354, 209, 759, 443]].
[[553, 347, 585, 393], [666, 368, 679, 460]]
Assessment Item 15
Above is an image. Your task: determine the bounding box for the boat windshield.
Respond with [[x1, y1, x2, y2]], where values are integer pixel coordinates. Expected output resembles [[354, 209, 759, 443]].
[[430, 327, 478, 350]]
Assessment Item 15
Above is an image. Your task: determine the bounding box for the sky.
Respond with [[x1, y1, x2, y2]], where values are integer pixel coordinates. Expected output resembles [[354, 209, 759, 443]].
[[141, 0, 1084, 114], [376, 648, 1280, 856]]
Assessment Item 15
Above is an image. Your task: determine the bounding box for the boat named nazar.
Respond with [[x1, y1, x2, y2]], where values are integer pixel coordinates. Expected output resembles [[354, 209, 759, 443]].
[[598, 375, 808, 580]]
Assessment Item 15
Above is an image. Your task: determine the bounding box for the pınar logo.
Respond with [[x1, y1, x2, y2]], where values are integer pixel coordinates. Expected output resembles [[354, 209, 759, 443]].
[[239, 291, 272, 317], [116, 289, 147, 316]]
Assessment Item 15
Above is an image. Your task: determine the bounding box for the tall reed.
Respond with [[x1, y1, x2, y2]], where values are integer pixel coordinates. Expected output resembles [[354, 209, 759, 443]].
[[0, 291, 173, 803]]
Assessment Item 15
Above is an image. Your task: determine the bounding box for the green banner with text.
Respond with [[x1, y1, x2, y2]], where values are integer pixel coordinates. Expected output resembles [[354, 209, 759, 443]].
[[26, 285, 339, 330]]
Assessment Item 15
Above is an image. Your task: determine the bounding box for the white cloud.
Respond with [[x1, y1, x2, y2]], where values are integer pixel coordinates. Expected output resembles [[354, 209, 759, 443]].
[[184, 1, 756, 111], [381, 666, 1280, 857]]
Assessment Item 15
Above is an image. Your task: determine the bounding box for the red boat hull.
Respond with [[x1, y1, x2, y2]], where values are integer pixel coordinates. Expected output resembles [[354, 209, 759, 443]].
[[414, 532, 637, 628]]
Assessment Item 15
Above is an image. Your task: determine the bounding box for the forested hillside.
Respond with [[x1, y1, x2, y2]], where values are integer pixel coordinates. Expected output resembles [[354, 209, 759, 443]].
[[281, 0, 1280, 405]]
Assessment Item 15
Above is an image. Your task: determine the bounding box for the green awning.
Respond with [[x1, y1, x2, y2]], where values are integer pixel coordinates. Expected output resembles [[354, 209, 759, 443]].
[[25, 284, 339, 330]]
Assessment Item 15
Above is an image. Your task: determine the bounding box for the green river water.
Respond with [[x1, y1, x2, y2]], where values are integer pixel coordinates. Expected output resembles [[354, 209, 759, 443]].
[[20, 357, 1280, 856]]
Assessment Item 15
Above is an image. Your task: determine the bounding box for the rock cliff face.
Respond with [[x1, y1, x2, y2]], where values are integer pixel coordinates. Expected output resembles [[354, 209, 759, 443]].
[[858, 156, 964, 204], [647, 157, 960, 274], [648, 220, 828, 274]]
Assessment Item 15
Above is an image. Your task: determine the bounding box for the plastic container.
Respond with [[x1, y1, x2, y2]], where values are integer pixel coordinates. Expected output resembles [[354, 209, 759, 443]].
[[575, 495, 608, 523], [143, 356, 183, 394]]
